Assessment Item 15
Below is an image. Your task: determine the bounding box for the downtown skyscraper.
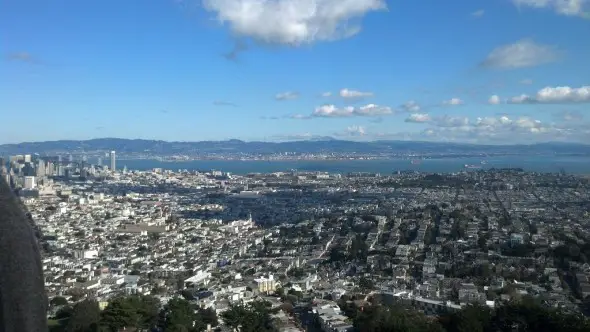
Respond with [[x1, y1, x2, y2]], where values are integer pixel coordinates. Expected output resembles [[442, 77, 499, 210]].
[[110, 151, 116, 171]]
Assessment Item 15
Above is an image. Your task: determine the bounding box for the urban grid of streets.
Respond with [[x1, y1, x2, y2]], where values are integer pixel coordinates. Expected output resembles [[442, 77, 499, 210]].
[[5, 156, 590, 331]]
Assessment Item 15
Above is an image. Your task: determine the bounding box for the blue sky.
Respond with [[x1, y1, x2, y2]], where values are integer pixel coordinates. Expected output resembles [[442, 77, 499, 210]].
[[1, 0, 589, 144]]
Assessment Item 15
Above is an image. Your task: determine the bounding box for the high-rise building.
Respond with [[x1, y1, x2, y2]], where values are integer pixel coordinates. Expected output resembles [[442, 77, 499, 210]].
[[36, 160, 46, 178], [24, 176, 36, 189], [46, 161, 54, 176], [97, 157, 103, 167], [110, 151, 116, 171]]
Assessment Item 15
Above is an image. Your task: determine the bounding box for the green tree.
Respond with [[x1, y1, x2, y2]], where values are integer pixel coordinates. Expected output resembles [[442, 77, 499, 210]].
[[65, 299, 101, 332], [354, 305, 444, 332], [199, 307, 218, 328], [359, 276, 374, 292], [160, 298, 204, 332], [125, 295, 161, 329], [444, 304, 492, 332], [221, 301, 277, 332], [99, 297, 139, 330], [50, 296, 69, 307]]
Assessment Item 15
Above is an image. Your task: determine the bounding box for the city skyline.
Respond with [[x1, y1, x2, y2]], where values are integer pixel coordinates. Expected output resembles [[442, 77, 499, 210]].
[[1, 0, 589, 144]]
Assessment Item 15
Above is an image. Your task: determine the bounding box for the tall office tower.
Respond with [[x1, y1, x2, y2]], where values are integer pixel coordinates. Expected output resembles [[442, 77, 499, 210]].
[[0, 157, 5, 167], [82, 155, 88, 162], [22, 162, 35, 176], [57, 155, 62, 163], [36, 160, 46, 178], [68, 154, 73, 163], [110, 151, 116, 171], [24, 176, 36, 189], [97, 157, 103, 167], [24, 154, 32, 163], [46, 161, 54, 176]]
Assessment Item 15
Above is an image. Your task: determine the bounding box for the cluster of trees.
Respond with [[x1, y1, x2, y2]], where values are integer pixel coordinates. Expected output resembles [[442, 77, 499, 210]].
[[350, 298, 590, 332], [50, 295, 276, 332]]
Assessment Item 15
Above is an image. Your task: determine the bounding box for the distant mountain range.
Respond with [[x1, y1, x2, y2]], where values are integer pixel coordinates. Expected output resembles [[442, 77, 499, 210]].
[[0, 138, 589, 156]]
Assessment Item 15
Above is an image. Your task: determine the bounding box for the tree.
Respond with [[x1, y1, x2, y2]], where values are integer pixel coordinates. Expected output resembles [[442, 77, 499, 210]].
[[221, 301, 277, 332], [199, 307, 218, 328], [354, 305, 444, 332], [127, 295, 161, 329], [65, 299, 101, 332], [359, 276, 375, 293], [99, 297, 139, 330], [50, 296, 69, 307], [444, 304, 492, 332], [160, 298, 203, 331]]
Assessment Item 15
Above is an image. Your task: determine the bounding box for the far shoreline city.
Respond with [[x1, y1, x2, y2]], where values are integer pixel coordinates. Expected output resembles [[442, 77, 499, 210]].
[[1, 137, 590, 331]]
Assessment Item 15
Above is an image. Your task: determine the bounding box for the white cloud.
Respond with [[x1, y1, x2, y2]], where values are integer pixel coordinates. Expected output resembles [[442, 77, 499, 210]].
[[313, 104, 354, 117], [312, 104, 392, 117], [471, 9, 485, 17], [405, 113, 431, 123], [379, 114, 590, 143], [275, 91, 299, 101], [434, 116, 470, 127], [480, 39, 561, 69], [508, 86, 590, 104], [520, 78, 534, 85], [401, 100, 421, 112], [339, 88, 374, 99], [512, 0, 590, 17], [320, 92, 332, 97], [488, 95, 501, 105], [201, 0, 387, 45], [344, 125, 366, 136], [354, 104, 393, 116], [417, 114, 576, 143], [442, 98, 464, 106]]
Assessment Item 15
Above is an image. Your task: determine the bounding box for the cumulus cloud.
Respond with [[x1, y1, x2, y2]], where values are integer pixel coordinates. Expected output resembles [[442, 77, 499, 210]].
[[480, 39, 561, 69], [434, 116, 470, 128], [354, 104, 393, 116], [275, 91, 299, 101], [512, 0, 590, 17], [201, 0, 387, 45], [339, 88, 374, 99], [488, 95, 501, 105], [508, 86, 590, 104], [313, 104, 354, 117], [442, 98, 464, 106], [312, 103, 393, 117], [418, 114, 580, 143], [379, 114, 590, 143], [405, 113, 431, 123], [336, 125, 366, 137], [401, 100, 421, 113]]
